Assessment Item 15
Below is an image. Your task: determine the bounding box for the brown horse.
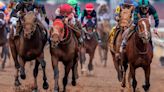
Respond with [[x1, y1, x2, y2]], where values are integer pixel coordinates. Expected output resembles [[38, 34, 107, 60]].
[[0, 11, 10, 69], [111, 6, 134, 81], [80, 20, 98, 74], [9, 11, 49, 91], [121, 18, 153, 92], [49, 18, 79, 92], [97, 19, 111, 67]]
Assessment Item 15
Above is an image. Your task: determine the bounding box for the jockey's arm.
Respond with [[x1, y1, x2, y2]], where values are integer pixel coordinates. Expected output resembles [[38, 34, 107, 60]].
[[149, 4, 159, 28], [10, 2, 23, 17], [81, 10, 85, 25], [75, 4, 81, 18], [92, 10, 97, 27], [133, 6, 139, 26]]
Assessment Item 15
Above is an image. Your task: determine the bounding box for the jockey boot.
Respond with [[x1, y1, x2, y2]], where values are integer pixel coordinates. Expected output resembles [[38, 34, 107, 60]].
[[119, 24, 135, 53], [15, 21, 21, 37]]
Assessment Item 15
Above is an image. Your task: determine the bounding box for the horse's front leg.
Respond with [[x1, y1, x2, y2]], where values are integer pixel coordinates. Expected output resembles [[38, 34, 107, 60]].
[[33, 59, 40, 91], [18, 56, 26, 80], [9, 43, 20, 86], [79, 47, 86, 73], [51, 56, 59, 92], [63, 61, 73, 92], [1, 44, 9, 69], [37, 53, 49, 90], [88, 50, 95, 76], [142, 65, 150, 92], [72, 54, 78, 86]]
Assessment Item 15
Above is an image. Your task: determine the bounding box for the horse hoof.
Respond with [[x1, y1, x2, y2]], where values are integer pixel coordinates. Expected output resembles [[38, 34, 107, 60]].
[[142, 85, 150, 92], [43, 81, 49, 90], [32, 88, 38, 92], [15, 80, 21, 86], [121, 83, 126, 88], [72, 81, 76, 86], [20, 74, 26, 80], [88, 70, 94, 76]]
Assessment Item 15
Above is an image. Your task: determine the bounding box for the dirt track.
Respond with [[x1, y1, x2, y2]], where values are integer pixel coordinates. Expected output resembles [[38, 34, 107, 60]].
[[0, 45, 164, 92]]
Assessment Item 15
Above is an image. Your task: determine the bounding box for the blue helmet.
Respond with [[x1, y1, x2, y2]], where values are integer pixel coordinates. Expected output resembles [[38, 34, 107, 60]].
[[123, 0, 134, 5]]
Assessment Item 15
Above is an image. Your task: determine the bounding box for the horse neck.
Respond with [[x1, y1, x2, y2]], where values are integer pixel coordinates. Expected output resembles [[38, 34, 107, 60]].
[[134, 33, 147, 52]]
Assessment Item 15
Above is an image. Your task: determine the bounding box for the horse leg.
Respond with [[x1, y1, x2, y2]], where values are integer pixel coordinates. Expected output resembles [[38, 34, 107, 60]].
[[1, 44, 9, 69], [33, 59, 40, 91], [71, 58, 78, 86], [10, 44, 20, 86], [18, 56, 26, 80], [88, 52, 94, 75], [142, 65, 150, 92], [121, 61, 128, 88], [103, 47, 108, 67], [52, 56, 59, 92], [63, 62, 72, 92], [80, 47, 87, 73], [130, 65, 137, 92], [38, 53, 49, 90]]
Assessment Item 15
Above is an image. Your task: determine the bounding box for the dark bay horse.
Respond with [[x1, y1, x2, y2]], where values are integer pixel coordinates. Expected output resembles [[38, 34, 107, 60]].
[[110, 6, 134, 81], [80, 20, 98, 75], [97, 19, 111, 67], [50, 19, 79, 92], [0, 11, 10, 69], [122, 18, 153, 92], [9, 11, 49, 91]]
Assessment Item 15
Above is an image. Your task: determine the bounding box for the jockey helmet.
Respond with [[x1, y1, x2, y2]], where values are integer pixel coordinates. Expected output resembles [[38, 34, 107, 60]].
[[139, 0, 149, 13], [85, 3, 94, 11], [139, 0, 149, 7], [59, 4, 74, 16], [67, 0, 77, 7], [122, 0, 134, 5]]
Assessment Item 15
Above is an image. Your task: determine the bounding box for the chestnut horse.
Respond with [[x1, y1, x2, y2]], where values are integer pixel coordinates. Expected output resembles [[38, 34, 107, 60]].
[[9, 11, 49, 91], [121, 18, 153, 92], [0, 11, 10, 69], [49, 18, 79, 92], [79, 20, 98, 74], [111, 6, 134, 81]]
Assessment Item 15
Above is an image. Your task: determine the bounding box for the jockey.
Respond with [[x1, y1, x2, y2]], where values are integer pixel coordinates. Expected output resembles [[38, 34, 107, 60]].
[[96, 0, 110, 22], [81, 3, 101, 43], [10, 0, 49, 37], [109, 0, 137, 50], [120, 0, 159, 53], [0, 1, 11, 34], [67, 0, 81, 19]]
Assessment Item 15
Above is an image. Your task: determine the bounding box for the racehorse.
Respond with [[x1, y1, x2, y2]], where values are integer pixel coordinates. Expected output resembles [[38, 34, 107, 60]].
[[49, 18, 79, 92], [97, 18, 111, 67], [9, 11, 49, 91], [79, 19, 98, 74], [0, 11, 10, 69], [110, 6, 134, 81], [121, 18, 153, 92]]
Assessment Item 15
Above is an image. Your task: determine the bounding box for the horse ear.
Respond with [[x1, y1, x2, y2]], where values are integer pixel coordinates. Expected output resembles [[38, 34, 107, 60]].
[[129, 6, 134, 11]]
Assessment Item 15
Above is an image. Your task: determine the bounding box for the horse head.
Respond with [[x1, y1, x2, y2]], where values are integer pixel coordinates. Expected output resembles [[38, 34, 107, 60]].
[[50, 19, 65, 47], [85, 20, 95, 34], [137, 18, 151, 43], [119, 6, 133, 31], [0, 11, 5, 28], [22, 11, 37, 39]]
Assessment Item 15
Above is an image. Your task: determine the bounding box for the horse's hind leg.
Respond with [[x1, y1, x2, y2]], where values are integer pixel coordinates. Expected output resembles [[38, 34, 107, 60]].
[[142, 65, 150, 92], [33, 60, 40, 91], [130, 65, 137, 92], [63, 62, 72, 92]]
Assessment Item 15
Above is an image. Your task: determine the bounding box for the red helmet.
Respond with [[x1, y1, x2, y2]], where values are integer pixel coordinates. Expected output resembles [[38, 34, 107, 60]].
[[59, 4, 74, 16], [85, 3, 94, 11]]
